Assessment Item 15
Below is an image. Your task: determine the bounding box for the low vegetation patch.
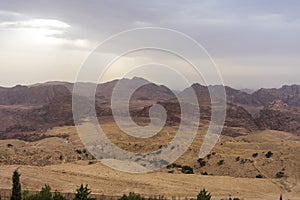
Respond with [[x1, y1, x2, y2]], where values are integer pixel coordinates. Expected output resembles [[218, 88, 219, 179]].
[[181, 165, 194, 174], [197, 158, 207, 167], [217, 160, 224, 166], [265, 151, 273, 158], [252, 153, 258, 158]]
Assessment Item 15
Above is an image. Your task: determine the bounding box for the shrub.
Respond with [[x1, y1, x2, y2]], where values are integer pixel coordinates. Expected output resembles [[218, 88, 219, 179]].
[[88, 161, 95, 165], [197, 158, 206, 167], [217, 160, 224, 166], [181, 166, 194, 174], [200, 171, 208, 175], [265, 151, 273, 158], [37, 185, 52, 200], [75, 149, 82, 154], [256, 174, 264, 178], [23, 186, 66, 200], [252, 153, 258, 158], [167, 163, 182, 169], [197, 189, 211, 200], [7, 144, 14, 148], [119, 192, 145, 200], [276, 171, 285, 178], [22, 189, 30, 200], [11, 170, 21, 200], [52, 191, 66, 200], [73, 184, 95, 200], [235, 157, 240, 162]]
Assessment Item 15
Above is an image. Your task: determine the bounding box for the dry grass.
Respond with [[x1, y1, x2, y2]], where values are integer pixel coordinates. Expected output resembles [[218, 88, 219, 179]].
[[0, 162, 298, 200], [0, 123, 299, 199]]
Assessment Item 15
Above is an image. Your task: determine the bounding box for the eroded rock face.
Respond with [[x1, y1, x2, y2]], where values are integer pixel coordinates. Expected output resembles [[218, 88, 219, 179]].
[[256, 100, 300, 134], [252, 85, 300, 107], [0, 79, 299, 141], [0, 85, 71, 105]]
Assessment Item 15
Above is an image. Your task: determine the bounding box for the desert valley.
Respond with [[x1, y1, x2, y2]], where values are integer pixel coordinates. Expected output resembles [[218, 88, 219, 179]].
[[0, 77, 299, 199]]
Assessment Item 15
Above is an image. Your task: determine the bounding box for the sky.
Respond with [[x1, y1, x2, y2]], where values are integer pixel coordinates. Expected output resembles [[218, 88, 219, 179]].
[[0, 0, 299, 90]]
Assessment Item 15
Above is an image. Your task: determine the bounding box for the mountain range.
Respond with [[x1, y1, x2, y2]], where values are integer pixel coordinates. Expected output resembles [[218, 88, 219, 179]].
[[0, 77, 299, 141]]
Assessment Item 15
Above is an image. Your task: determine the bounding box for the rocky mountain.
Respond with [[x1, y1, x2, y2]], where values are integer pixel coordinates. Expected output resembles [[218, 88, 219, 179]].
[[0, 95, 74, 140], [0, 78, 299, 139], [0, 84, 71, 105], [179, 84, 261, 107], [252, 85, 300, 107], [256, 100, 300, 134]]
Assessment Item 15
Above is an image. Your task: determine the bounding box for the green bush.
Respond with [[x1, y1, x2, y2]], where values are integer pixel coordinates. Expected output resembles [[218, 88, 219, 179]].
[[37, 185, 52, 200], [217, 160, 224, 166], [73, 184, 95, 200], [200, 171, 208, 175], [181, 166, 194, 174], [197, 189, 211, 200], [256, 174, 264, 178], [252, 153, 258, 158], [276, 171, 285, 178], [197, 158, 206, 167], [166, 163, 182, 169], [119, 192, 145, 200], [76, 149, 82, 154], [52, 191, 66, 200], [24, 185, 54, 200], [265, 151, 273, 158]]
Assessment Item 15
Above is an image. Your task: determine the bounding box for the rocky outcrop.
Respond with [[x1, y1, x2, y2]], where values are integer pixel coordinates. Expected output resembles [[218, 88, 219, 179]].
[[0, 84, 71, 105], [256, 100, 300, 134]]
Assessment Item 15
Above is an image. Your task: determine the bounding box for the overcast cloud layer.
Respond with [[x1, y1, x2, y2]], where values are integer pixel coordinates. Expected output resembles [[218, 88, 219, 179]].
[[0, 0, 299, 89]]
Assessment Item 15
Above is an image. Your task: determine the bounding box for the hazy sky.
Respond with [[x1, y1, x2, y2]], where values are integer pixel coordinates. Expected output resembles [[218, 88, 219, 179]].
[[0, 0, 299, 89]]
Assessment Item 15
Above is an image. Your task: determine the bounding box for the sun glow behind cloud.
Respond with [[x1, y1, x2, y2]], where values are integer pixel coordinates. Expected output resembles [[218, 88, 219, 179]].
[[0, 18, 69, 44], [0, 17, 94, 49]]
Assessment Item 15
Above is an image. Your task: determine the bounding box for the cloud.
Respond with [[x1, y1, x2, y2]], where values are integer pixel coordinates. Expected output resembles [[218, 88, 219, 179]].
[[0, 10, 22, 17], [0, 0, 299, 88], [0, 17, 96, 51], [0, 18, 70, 35]]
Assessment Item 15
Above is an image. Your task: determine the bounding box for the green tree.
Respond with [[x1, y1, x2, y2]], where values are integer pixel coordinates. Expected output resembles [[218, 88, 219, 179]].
[[73, 184, 95, 200], [197, 189, 211, 200], [22, 189, 30, 200], [119, 192, 145, 200], [23, 185, 52, 200], [37, 185, 52, 200], [52, 191, 66, 200], [11, 170, 22, 200]]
